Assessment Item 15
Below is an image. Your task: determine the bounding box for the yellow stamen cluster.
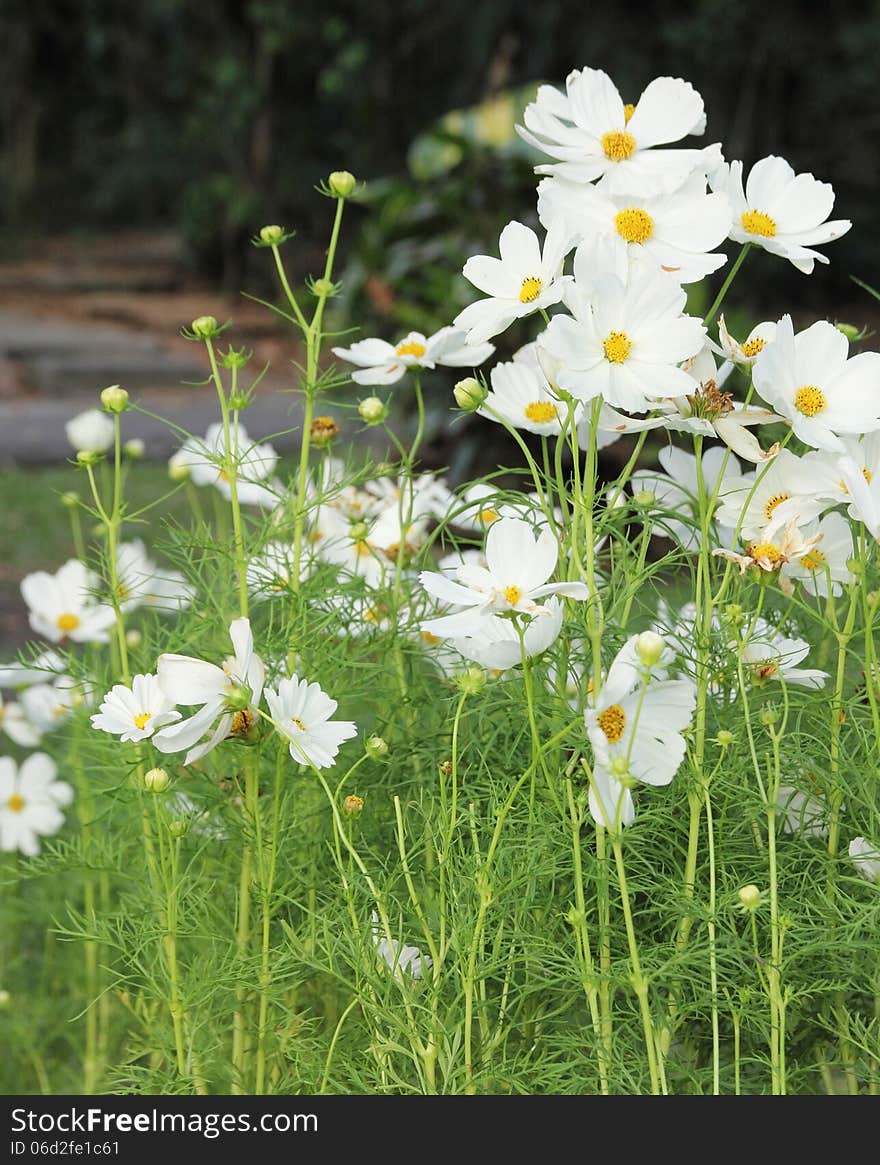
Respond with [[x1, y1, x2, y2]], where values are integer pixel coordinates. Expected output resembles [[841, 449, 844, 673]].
[[741, 209, 777, 238], [764, 493, 791, 520], [133, 712, 152, 730], [794, 385, 827, 417], [519, 276, 543, 303], [615, 207, 654, 244], [741, 337, 766, 358], [56, 613, 80, 633], [800, 549, 827, 572], [504, 585, 522, 606], [597, 704, 626, 744], [748, 542, 784, 566], [396, 339, 427, 358], [524, 401, 557, 423], [5, 793, 25, 813], [603, 330, 632, 364], [478, 508, 500, 525], [601, 131, 637, 162]]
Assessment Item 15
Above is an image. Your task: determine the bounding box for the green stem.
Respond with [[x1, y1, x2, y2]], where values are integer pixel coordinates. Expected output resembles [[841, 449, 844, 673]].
[[703, 243, 751, 327]]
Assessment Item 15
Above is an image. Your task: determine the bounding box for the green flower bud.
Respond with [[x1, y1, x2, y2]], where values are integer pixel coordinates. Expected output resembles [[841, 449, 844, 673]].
[[100, 384, 129, 413], [61, 490, 80, 508], [327, 171, 357, 198], [716, 729, 735, 748], [737, 883, 762, 911], [259, 224, 286, 245], [759, 705, 780, 726], [342, 794, 364, 817], [143, 768, 170, 793], [168, 818, 190, 839], [358, 396, 388, 425], [76, 449, 103, 466], [453, 377, 487, 412], [123, 438, 145, 460], [636, 630, 665, 668], [220, 346, 252, 370], [835, 322, 860, 341], [349, 520, 370, 542], [228, 391, 253, 411], [224, 682, 253, 713], [312, 277, 336, 298], [190, 315, 219, 339], [633, 489, 655, 506], [365, 735, 389, 759], [455, 665, 487, 696]]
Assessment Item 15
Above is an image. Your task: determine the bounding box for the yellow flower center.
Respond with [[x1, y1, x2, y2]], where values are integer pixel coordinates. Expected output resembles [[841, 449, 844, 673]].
[[601, 131, 637, 162], [5, 793, 25, 813], [478, 508, 500, 525], [524, 401, 557, 423], [56, 612, 80, 633], [866, 469, 874, 483], [741, 337, 766, 358], [292, 717, 306, 732], [597, 704, 626, 744], [396, 339, 427, 358], [519, 276, 543, 304], [231, 709, 256, 736], [741, 209, 777, 238], [623, 103, 636, 123], [794, 385, 827, 417], [749, 542, 783, 564], [421, 630, 441, 645], [801, 549, 827, 572], [603, 330, 632, 364], [355, 540, 372, 558], [219, 469, 230, 483], [504, 585, 522, 606], [764, 493, 791, 521], [133, 712, 152, 730], [614, 207, 654, 245]]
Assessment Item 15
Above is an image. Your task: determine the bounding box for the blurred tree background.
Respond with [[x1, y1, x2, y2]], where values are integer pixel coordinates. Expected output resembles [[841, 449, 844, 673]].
[[1, 0, 878, 349]]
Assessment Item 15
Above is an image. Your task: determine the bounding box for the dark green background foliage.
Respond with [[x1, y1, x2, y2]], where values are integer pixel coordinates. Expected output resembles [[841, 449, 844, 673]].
[[2, 1, 878, 314]]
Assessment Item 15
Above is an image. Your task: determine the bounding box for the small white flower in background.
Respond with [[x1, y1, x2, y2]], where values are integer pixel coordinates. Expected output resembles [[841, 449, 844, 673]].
[[0, 753, 74, 857], [65, 409, 114, 455], [332, 326, 494, 385], [777, 782, 829, 840], [780, 512, 854, 599], [517, 67, 720, 195], [0, 649, 67, 690], [21, 559, 117, 645], [537, 170, 731, 284], [584, 635, 696, 829], [848, 836, 880, 883], [631, 444, 740, 552], [264, 676, 357, 769], [0, 692, 41, 747], [90, 674, 181, 743], [419, 517, 589, 637], [752, 316, 880, 453], [712, 315, 777, 367], [478, 343, 576, 435], [715, 448, 825, 542], [171, 423, 280, 508], [737, 618, 828, 689], [712, 155, 851, 273], [19, 675, 94, 734], [371, 911, 431, 981], [116, 540, 194, 613], [453, 219, 571, 346], [153, 617, 265, 765], [838, 454, 880, 541], [796, 434, 880, 513], [540, 260, 705, 413], [247, 541, 311, 600]]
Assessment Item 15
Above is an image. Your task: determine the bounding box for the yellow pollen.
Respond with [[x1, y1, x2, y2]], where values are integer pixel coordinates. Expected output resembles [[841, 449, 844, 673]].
[[757, 662, 779, 679], [866, 469, 874, 483], [764, 493, 791, 520], [219, 469, 230, 483], [421, 630, 441, 645], [355, 540, 371, 557], [603, 330, 632, 364], [749, 542, 783, 564], [615, 207, 654, 245], [801, 549, 827, 572], [231, 709, 255, 736], [601, 130, 637, 162], [292, 717, 306, 731], [597, 704, 626, 744], [794, 385, 827, 417], [524, 401, 557, 423], [133, 712, 152, 730], [504, 585, 522, 606], [519, 276, 543, 303], [5, 793, 25, 813], [741, 337, 766, 358], [741, 209, 777, 238], [395, 339, 427, 358], [623, 103, 636, 123], [478, 508, 500, 524], [56, 613, 80, 633]]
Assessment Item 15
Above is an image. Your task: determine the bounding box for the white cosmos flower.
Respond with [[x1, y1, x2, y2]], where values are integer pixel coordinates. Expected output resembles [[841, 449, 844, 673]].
[[715, 448, 825, 542], [517, 68, 719, 195], [780, 512, 854, 598], [21, 559, 117, 645], [435, 597, 564, 672], [371, 911, 431, 981], [154, 617, 265, 765], [0, 649, 67, 690], [796, 434, 880, 512], [838, 454, 880, 540], [265, 676, 357, 769], [90, 673, 181, 743], [738, 618, 828, 689], [752, 316, 880, 453], [712, 314, 778, 367], [712, 155, 851, 273], [332, 326, 494, 386], [453, 219, 571, 346], [20, 676, 94, 734], [631, 444, 740, 551], [247, 541, 312, 600], [419, 517, 589, 637], [537, 170, 731, 283], [478, 347, 575, 435], [778, 783, 829, 839], [848, 836, 880, 883], [0, 752, 74, 857], [0, 692, 41, 747], [65, 409, 114, 455], [585, 635, 696, 829], [171, 423, 280, 507], [116, 540, 194, 613], [540, 261, 705, 412]]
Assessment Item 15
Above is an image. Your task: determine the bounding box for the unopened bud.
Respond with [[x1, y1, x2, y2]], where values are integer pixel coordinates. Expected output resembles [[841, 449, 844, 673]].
[[835, 322, 860, 341], [168, 818, 189, 839], [365, 735, 389, 759], [168, 452, 191, 482], [259, 224, 286, 245], [453, 377, 487, 412], [100, 384, 129, 413], [190, 315, 218, 339], [76, 449, 103, 466], [737, 884, 762, 911], [224, 683, 253, 712], [456, 665, 487, 696], [327, 170, 356, 198], [123, 438, 145, 460], [125, 629, 142, 649], [61, 490, 80, 509], [358, 396, 388, 425], [759, 705, 780, 726], [716, 729, 735, 748], [349, 520, 370, 542], [143, 767, 170, 793], [310, 415, 341, 447], [636, 630, 665, 668], [633, 489, 656, 506], [221, 346, 252, 370], [342, 794, 364, 817], [312, 278, 336, 298]]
